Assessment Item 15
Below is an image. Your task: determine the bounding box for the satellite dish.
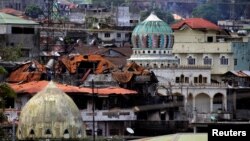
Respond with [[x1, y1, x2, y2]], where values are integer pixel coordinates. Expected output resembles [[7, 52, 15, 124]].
[[59, 37, 64, 41], [126, 127, 134, 134]]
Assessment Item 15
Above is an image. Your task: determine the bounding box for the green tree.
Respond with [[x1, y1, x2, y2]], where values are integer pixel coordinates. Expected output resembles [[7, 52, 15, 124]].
[[141, 9, 175, 24], [0, 66, 16, 139], [25, 5, 43, 19], [192, 4, 220, 23], [0, 46, 22, 61]]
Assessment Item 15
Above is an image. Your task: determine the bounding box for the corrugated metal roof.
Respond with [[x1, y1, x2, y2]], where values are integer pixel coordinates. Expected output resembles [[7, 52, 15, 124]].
[[9, 80, 137, 95], [171, 18, 221, 31], [0, 12, 38, 25], [224, 70, 250, 77]]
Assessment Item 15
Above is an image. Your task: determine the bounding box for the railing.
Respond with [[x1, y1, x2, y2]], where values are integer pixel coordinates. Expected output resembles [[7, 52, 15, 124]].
[[158, 82, 228, 88], [195, 113, 232, 123], [81, 109, 136, 121]]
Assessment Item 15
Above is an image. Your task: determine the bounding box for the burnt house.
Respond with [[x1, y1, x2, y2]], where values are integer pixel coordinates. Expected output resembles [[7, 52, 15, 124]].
[[223, 70, 250, 120]]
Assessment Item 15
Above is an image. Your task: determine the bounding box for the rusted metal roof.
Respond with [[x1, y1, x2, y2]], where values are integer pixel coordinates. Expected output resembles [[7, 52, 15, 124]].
[[224, 70, 250, 77], [112, 62, 151, 83], [73, 45, 133, 66], [59, 54, 115, 74], [7, 61, 46, 83], [9, 80, 137, 95]]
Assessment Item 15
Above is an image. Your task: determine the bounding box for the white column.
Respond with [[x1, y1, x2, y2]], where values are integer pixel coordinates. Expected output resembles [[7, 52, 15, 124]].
[[210, 97, 213, 113], [224, 95, 227, 111], [184, 96, 187, 111]]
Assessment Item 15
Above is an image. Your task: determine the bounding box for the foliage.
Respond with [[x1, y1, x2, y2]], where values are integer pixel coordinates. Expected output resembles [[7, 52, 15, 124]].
[[25, 5, 43, 19], [140, 8, 175, 24], [93, 0, 126, 7], [0, 72, 16, 139], [192, 4, 220, 23], [0, 66, 7, 75], [0, 46, 22, 61]]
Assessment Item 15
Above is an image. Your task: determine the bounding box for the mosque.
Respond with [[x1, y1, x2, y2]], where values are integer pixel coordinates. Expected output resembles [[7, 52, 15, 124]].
[[17, 81, 85, 140]]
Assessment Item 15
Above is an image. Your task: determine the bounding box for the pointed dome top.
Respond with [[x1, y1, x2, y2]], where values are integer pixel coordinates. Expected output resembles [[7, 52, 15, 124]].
[[144, 12, 162, 22], [132, 11, 173, 35], [17, 81, 85, 140]]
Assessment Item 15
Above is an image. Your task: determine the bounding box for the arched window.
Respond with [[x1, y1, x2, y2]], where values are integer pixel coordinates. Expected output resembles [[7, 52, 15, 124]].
[[30, 129, 35, 136], [203, 56, 212, 65], [180, 74, 185, 83], [187, 56, 195, 65], [64, 129, 70, 139], [220, 56, 228, 65], [199, 75, 203, 83], [45, 129, 51, 135], [175, 56, 180, 64]]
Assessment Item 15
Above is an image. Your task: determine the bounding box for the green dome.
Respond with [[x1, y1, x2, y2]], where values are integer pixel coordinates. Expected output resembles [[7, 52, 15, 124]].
[[131, 12, 174, 49], [132, 12, 173, 35]]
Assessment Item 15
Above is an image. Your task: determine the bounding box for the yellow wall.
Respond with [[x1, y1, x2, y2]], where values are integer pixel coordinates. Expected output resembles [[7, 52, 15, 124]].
[[173, 27, 234, 75], [174, 27, 218, 43]]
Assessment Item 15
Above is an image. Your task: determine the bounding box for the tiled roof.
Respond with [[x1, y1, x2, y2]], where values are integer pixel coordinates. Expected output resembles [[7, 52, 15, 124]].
[[9, 80, 137, 95], [171, 18, 221, 31], [0, 12, 38, 25]]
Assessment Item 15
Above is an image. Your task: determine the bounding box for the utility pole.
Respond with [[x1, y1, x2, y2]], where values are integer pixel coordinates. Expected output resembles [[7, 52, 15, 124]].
[[92, 79, 95, 141]]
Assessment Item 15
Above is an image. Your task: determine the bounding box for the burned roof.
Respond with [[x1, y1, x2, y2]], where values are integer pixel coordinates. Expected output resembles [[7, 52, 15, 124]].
[[9, 80, 137, 95], [73, 45, 132, 66]]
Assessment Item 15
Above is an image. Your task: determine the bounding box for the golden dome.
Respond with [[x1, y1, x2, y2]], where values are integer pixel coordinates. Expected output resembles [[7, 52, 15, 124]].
[[17, 81, 84, 140]]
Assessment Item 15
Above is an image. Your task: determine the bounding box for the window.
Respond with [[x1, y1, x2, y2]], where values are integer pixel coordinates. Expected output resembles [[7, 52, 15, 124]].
[[187, 56, 195, 65], [203, 56, 212, 65], [104, 33, 110, 38], [207, 36, 213, 42], [194, 77, 198, 83], [185, 77, 189, 83], [198, 75, 202, 83], [220, 56, 228, 65], [175, 56, 180, 64], [176, 77, 180, 83], [180, 74, 184, 83], [125, 33, 130, 38], [203, 77, 207, 83], [12, 27, 34, 34], [117, 33, 121, 38], [234, 59, 237, 66]]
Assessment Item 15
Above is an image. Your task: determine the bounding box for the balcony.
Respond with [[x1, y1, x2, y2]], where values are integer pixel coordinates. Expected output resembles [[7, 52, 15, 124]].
[[194, 113, 232, 123], [81, 109, 137, 121]]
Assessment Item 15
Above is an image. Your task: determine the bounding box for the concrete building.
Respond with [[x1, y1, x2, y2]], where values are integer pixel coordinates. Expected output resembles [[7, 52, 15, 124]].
[[0, 12, 40, 59], [172, 18, 234, 81], [128, 13, 228, 124]]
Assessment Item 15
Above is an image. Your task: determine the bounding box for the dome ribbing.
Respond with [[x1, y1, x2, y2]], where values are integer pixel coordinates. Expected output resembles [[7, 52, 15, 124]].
[[132, 12, 174, 49], [17, 81, 84, 140]]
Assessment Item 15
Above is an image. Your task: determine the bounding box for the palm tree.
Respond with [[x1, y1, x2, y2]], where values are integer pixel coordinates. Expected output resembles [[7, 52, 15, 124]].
[[0, 66, 16, 138]]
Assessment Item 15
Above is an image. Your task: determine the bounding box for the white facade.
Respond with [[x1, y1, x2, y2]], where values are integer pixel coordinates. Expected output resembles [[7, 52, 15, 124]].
[[117, 6, 140, 27], [152, 66, 228, 122]]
